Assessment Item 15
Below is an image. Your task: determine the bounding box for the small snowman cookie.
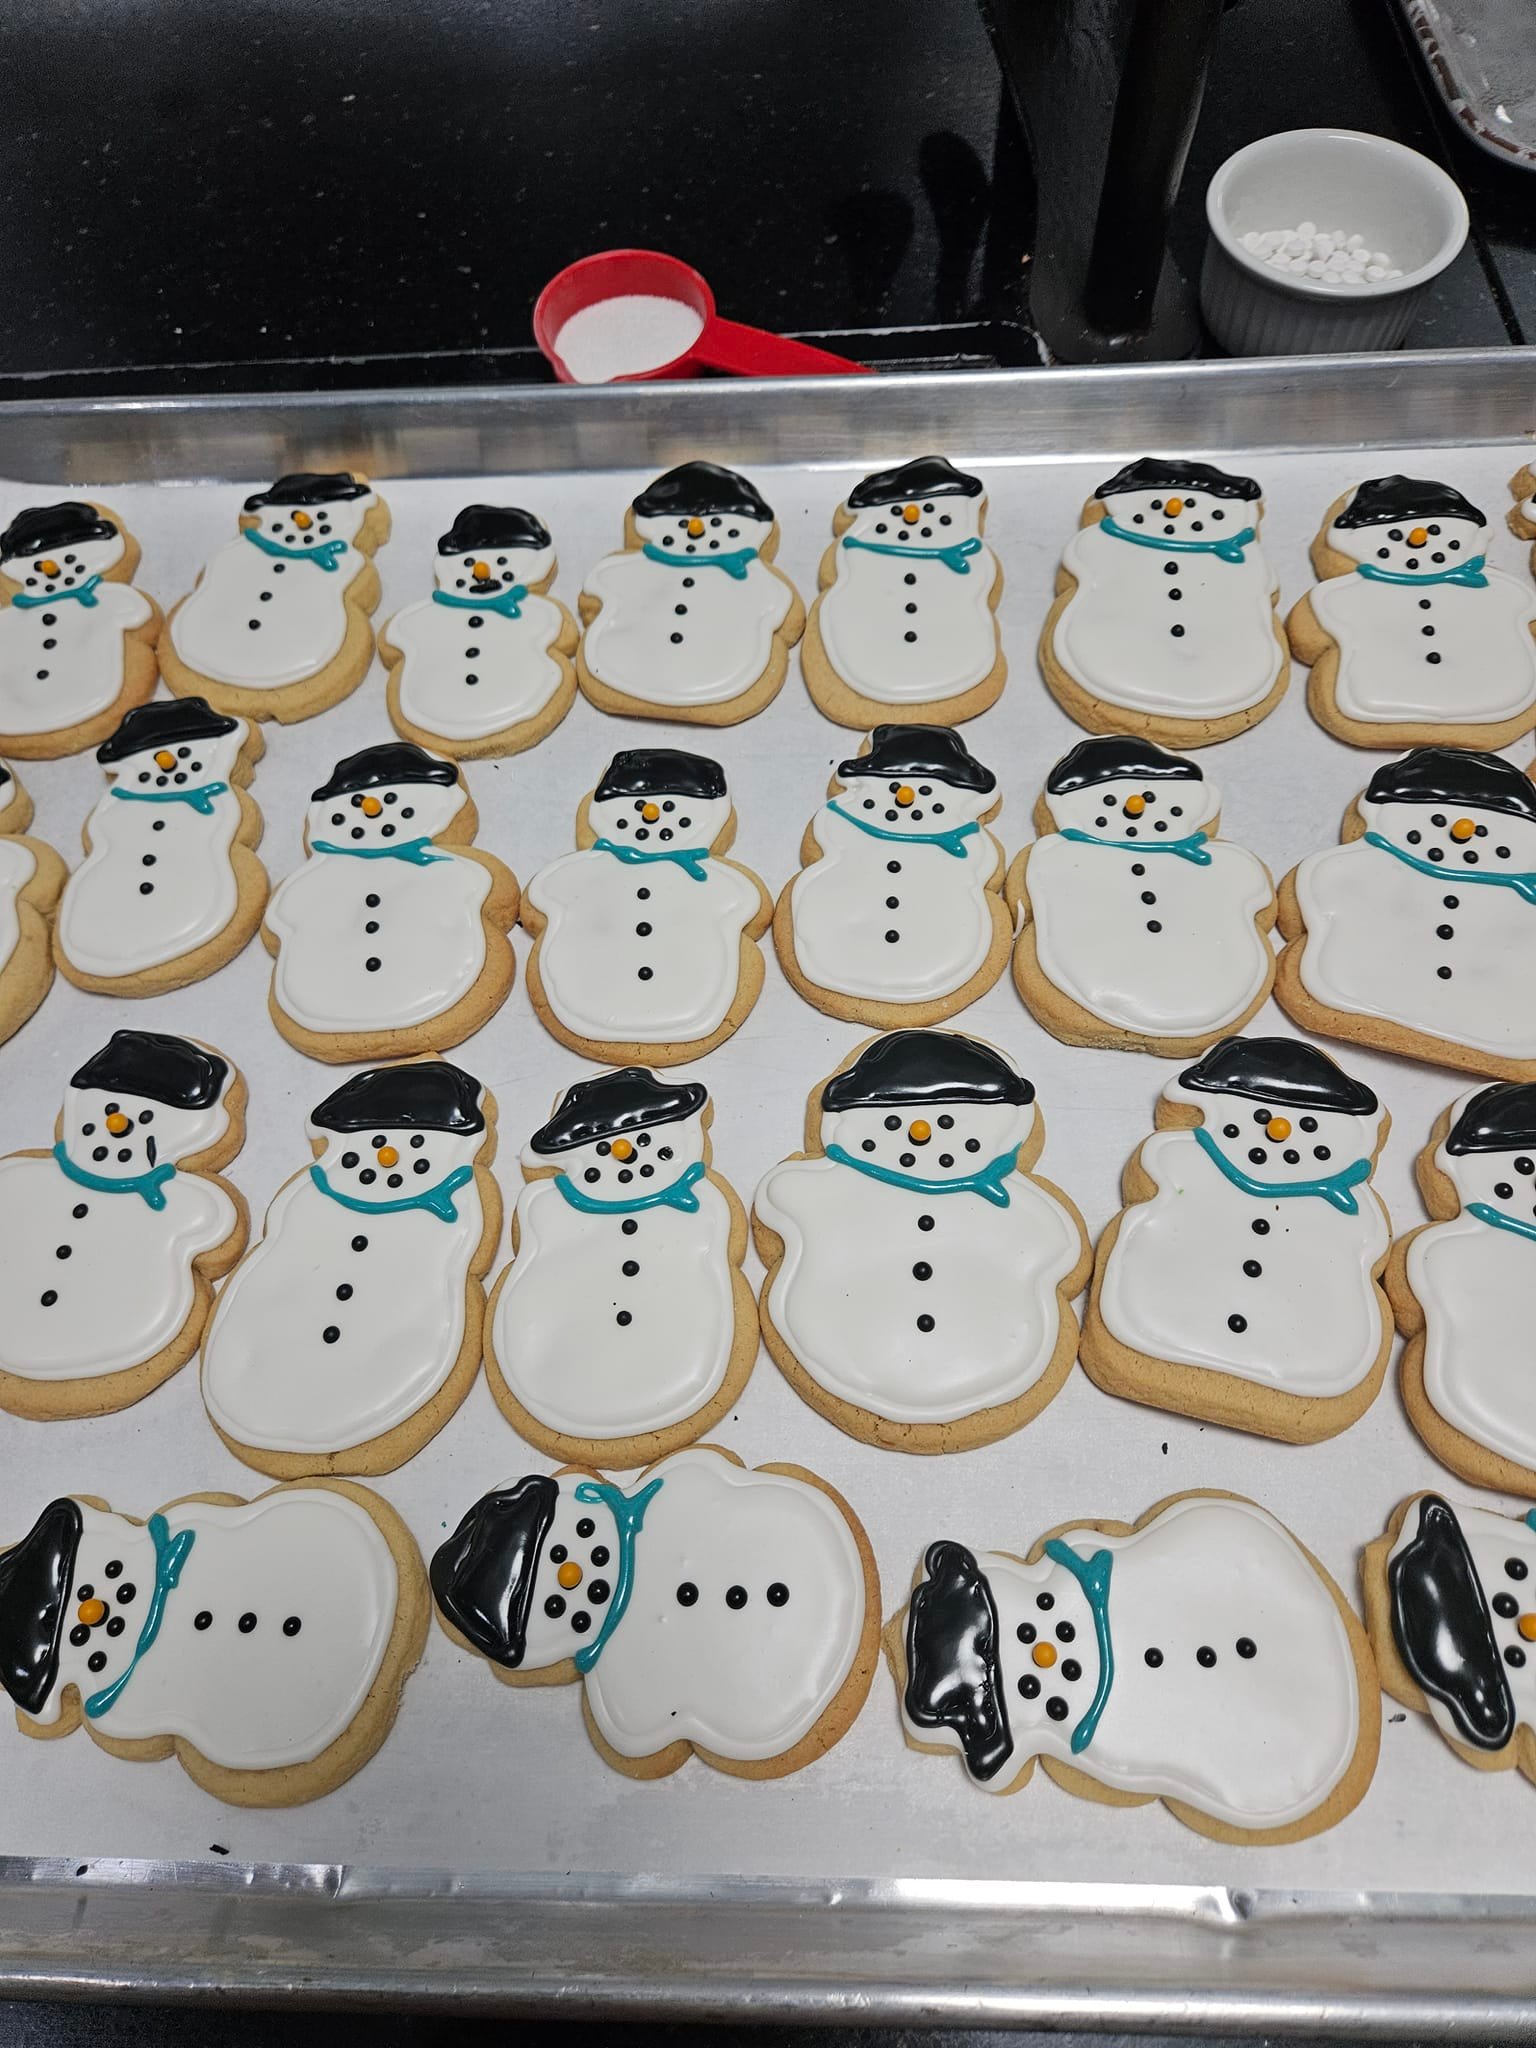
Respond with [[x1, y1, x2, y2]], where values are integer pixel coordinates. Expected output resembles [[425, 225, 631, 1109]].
[[0, 761, 66, 1048], [430, 1445, 880, 1781], [775, 724, 1011, 1026], [1083, 1035, 1392, 1443], [521, 748, 771, 1066], [0, 502, 161, 759], [264, 741, 519, 1062], [1288, 475, 1536, 750], [754, 1030, 1090, 1453], [202, 1059, 500, 1479], [577, 461, 804, 725], [1008, 735, 1276, 1056], [381, 503, 578, 759], [891, 1489, 1378, 1844], [162, 472, 390, 724], [0, 1030, 247, 1422], [1507, 461, 1536, 571], [1039, 458, 1287, 747], [55, 697, 268, 996], [0, 1481, 427, 1807], [802, 456, 1005, 728], [1277, 746, 1536, 1082], [485, 1066, 758, 1467]]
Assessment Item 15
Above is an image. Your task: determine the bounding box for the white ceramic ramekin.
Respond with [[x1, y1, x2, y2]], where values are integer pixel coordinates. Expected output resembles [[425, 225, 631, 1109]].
[[1201, 128, 1469, 355]]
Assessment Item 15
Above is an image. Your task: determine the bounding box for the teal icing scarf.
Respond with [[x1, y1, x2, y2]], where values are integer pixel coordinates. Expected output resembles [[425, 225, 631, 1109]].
[[1362, 830, 1536, 906], [311, 1160, 474, 1224], [1469, 1201, 1536, 1245], [1356, 555, 1488, 589], [243, 527, 349, 571], [1099, 516, 1255, 565], [432, 586, 527, 619], [591, 838, 711, 883], [552, 1158, 705, 1216], [53, 1142, 176, 1211], [826, 799, 981, 860], [1042, 1538, 1114, 1755], [13, 575, 103, 609], [84, 1514, 196, 1721], [642, 542, 757, 580], [1058, 826, 1211, 866], [571, 1476, 663, 1673], [825, 1143, 1017, 1209], [310, 836, 447, 867], [111, 781, 228, 816], [842, 534, 982, 574], [1192, 1124, 1372, 1215]]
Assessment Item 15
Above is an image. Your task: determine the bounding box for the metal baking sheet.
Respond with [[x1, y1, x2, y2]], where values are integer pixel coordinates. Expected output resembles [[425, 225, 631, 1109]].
[[1397, 0, 1536, 171], [4, 349, 1536, 2026]]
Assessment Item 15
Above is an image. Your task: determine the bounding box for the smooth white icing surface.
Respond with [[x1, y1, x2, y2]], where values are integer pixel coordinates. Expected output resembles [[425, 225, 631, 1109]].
[[390, 540, 565, 741], [1387, 1498, 1536, 1746], [0, 531, 150, 735], [0, 836, 36, 978], [818, 491, 999, 704]]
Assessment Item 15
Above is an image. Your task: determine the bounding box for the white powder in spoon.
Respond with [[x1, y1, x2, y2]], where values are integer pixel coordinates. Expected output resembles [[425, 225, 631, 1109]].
[[553, 295, 705, 382]]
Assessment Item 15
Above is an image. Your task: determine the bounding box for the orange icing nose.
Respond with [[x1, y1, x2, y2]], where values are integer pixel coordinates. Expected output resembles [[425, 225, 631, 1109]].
[[360, 795, 383, 817], [687, 518, 705, 538], [1124, 794, 1147, 817], [292, 510, 314, 530], [908, 1119, 932, 1144], [895, 785, 916, 807], [39, 558, 60, 577], [611, 1138, 635, 1162], [1267, 1117, 1292, 1142], [472, 559, 491, 580], [154, 749, 177, 771], [105, 1112, 131, 1136], [557, 1562, 582, 1589], [902, 504, 921, 524], [1032, 1642, 1057, 1669], [376, 1145, 399, 1168], [1520, 1615, 1536, 1642], [77, 1599, 107, 1627], [1407, 527, 1429, 547], [641, 802, 660, 823], [1450, 818, 1476, 842], [1165, 497, 1184, 516]]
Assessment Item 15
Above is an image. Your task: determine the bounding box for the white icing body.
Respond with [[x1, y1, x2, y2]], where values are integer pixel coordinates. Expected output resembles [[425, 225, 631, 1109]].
[[819, 495, 999, 704], [1310, 567, 1536, 726], [0, 579, 152, 737], [0, 837, 36, 976], [389, 573, 566, 743], [1387, 1500, 1536, 1747]]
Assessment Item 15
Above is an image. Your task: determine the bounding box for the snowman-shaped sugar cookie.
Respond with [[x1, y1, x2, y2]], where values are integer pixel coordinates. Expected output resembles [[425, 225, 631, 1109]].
[[0, 1030, 247, 1421], [202, 1059, 499, 1477], [803, 456, 1005, 727], [1009, 735, 1276, 1055], [0, 502, 161, 758], [381, 503, 578, 758], [431, 1446, 878, 1779], [264, 741, 519, 1061], [895, 1490, 1376, 1842], [1084, 1035, 1392, 1442], [0, 762, 65, 1047], [577, 461, 804, 724], [776, 724, 1011, 1026], [163, 472, 389, 723], [1278, 746, 1536, 1081], [522, 748, 771, 1065], [1039, 458, 1287, 746], [754, 1030, 1090, 1452], [1508, 461, 1536, 576]]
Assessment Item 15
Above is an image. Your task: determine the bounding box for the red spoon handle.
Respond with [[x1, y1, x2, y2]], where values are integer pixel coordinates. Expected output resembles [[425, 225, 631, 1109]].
[[693, 316, 871, 377]]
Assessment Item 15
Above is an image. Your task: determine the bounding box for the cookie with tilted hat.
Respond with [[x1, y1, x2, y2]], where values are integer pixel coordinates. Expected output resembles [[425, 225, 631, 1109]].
[[1288, 475, 1536, 750], [576, 461, 804, 726], [1038, 457, 1288, 747], [0, 760, 66, 1046]]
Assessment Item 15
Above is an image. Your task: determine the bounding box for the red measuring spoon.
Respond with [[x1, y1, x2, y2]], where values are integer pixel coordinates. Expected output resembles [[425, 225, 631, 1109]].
[[535, 249, 871, 381]]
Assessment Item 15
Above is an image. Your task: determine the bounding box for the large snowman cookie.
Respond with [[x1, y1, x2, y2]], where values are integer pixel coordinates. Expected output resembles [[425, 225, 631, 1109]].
[[0, 761, 66, 1047], [203, 1058, 500, 1478], [381, 502, 578, 759], [485, 1066, 757, 1467], [802, 456, 1005, 728], [1288, 475, 1536, 751], [264, 740, 519, 1062], [1039, 457, 1288, 747], [430, 1445, 879, 1780], [576, 461, 804, 725], [1277, 746, 1536, 1082], [0, 1030, 248, 1421], [775, 724, 1011, 1027], [890, 1489, 1378, 1844], [0, 1481, 427, 1806], [0, 501, 161, 759], [754, 1030, 1090, 1452], [521, 748, 771, 1066], [162, 472, 390, 724], [1008, 735, 1276, 1056], [55, 697, 268, 996], [1082, 1035, 1392, 1443]]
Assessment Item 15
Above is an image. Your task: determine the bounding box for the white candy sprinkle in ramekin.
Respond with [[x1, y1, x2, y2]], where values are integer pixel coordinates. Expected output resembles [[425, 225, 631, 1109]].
[[1241, 223, 1403, 286]]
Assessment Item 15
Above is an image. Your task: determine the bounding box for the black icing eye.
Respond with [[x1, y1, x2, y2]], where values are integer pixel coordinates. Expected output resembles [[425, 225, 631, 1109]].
[[104, 1560, 122, 1579], [767, 1583, 789, 1606], [1505, 1557, 1529, 1581], [576, 1518, 595, 1539], [676, 1582, 698, 1606], [884, 1115, 901, 1131], [1300, 1117, 1318, 1133]]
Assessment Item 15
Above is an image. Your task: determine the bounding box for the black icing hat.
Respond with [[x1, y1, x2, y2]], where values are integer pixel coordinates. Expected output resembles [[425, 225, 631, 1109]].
[[632, 460, 772, 522], [594, 749, 727, 803], [1364, 746, 1536, 823], [847, 456, 983, 510], [436, 504, 551, 556], [1178, 1035, 1378, 1116], [530, 1067, 706, 1155], [904, 1540, 1013, 1784], [70, 1030, 228, 1110], [1, 502, 118, 561], [1046, 734, 1202, 795], [0, 1499, 82, 1719], [822, 1030, 1033, 1113], [1093, 455, 1261, 502], [311, 742, 459, 803], [1389, 1495, 1514, 1752], [430, 1477, 559, 1669], [243, 471, 370, 511], [837, 724, 996, 795], [96, 696, 238, 764], [1334, 475, 1486, 530], [312, 1060, 484, 1136], [1445, 1082, 1536, 1157]]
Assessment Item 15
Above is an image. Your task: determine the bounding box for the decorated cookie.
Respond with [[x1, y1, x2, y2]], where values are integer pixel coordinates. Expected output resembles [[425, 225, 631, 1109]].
[[576, 461, 804, 725], [775, 724, 1010, 1027], [431, 1445, 879, 1780], [1082, 1035, 1392, 1442], [202, 1059, 499, 1478], [1007, 736, 1276, 1055], [264, 741, 519, 1062], [521, 749, 771, 1066], [55, 697, 268, 996], [485, 1067, 757, 1467], [0, 1031, 247, 1421], [1508, 461, 1536, 569], [754, 1031, 1090, 1452], [0, 762, 66, 1047], [0, 1481, 426, 1806], [0, 502, 161, 759], [890, 1489, 1378, 1844], [1277, 746, 1536, 1082], [802, 456, 1005, 727], [162, 472, 390, 724], [380, 502, 578, 759]]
